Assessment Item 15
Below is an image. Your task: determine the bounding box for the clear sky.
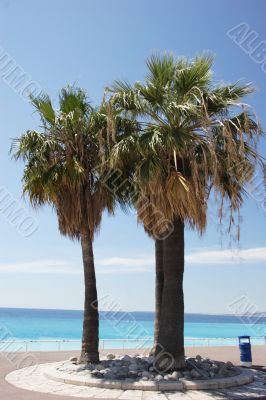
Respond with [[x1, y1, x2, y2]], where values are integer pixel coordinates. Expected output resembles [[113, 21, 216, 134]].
[[0, 0, 265, 314]]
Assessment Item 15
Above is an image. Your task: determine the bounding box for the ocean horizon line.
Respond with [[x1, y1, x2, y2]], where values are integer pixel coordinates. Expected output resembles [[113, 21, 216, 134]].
[[0, 307, 265, 321]]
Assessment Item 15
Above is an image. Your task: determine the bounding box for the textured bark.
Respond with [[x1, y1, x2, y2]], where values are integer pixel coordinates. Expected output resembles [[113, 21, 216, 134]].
[[79, 230, 99, 364], [153, 239, 164, 351], [155, 218, 185, 370]]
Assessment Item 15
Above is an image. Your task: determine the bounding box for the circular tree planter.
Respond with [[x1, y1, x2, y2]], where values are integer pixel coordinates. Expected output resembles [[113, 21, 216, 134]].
[[44, 361, 254, 391]]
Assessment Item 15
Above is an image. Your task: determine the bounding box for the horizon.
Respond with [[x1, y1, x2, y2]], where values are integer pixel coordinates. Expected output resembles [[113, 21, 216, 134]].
[[1, 307, 265, 318]]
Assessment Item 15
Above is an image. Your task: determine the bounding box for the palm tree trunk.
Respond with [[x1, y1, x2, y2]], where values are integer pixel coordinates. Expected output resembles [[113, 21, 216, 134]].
[[79, 229, 99, 364], [155, 217, 185, 370], [153, 239, 164, 351]]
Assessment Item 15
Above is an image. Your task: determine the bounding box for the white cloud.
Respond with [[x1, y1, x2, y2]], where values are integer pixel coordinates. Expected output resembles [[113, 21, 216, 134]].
[[186, 247, 266, 265], [97, 256, 154, 267], [0, 258, 153, 275], [0, 260, 80, 275], [97, 247, 266, 270], [97, 266, 152, 274], [1, 247, 266, 275]]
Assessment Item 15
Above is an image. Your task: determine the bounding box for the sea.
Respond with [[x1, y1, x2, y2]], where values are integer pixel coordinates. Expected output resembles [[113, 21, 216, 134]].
[[0, 308, 265, 352]]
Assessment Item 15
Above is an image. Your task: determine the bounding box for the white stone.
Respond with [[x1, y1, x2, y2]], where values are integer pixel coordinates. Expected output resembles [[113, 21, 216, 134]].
[[154, 374, 163, 381], [171, 370, 183, 379]]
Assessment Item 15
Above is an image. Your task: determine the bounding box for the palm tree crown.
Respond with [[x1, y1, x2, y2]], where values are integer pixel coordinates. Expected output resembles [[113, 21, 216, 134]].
[[109, 54, 264, 238], [12, 87, 137, 239]]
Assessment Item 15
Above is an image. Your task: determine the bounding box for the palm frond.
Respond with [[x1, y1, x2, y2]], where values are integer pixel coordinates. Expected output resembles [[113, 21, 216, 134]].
[[108, 52, 264, 238]]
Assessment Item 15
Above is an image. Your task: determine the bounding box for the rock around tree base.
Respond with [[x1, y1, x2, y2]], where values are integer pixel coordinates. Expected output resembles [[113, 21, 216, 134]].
[[44, 354, 254, 391]]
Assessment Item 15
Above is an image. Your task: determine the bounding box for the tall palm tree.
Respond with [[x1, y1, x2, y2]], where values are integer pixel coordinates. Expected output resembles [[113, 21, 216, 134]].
[[12, 87, 137, 363], [108, 54, 264, 369]]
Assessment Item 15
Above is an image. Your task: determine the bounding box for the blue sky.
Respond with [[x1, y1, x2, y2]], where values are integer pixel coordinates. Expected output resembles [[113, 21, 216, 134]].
[[0, 0, 265, 314]]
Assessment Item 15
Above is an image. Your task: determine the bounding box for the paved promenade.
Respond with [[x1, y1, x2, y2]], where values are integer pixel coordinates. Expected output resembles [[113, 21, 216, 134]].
[[1, 347, 266, 400]]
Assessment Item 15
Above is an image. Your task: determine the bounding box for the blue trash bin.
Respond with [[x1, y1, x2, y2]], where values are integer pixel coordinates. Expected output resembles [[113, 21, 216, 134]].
[[238, 336, 252, 367]]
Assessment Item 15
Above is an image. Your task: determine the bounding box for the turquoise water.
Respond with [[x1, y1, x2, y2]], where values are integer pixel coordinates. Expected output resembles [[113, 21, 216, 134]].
[[0, 308, 265, 351]]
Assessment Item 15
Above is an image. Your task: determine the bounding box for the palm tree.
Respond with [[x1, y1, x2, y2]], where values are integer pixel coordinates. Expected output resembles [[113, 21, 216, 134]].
[[12, 87, 137, 363], [108, 54, 264, 369]]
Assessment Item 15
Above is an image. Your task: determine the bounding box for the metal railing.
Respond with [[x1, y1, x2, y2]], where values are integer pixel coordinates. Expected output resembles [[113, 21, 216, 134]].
[[0, 336, 265, 352]]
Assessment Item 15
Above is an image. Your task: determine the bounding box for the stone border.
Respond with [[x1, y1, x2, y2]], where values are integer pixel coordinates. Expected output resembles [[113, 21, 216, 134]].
[[44, 362, 254, 391]]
